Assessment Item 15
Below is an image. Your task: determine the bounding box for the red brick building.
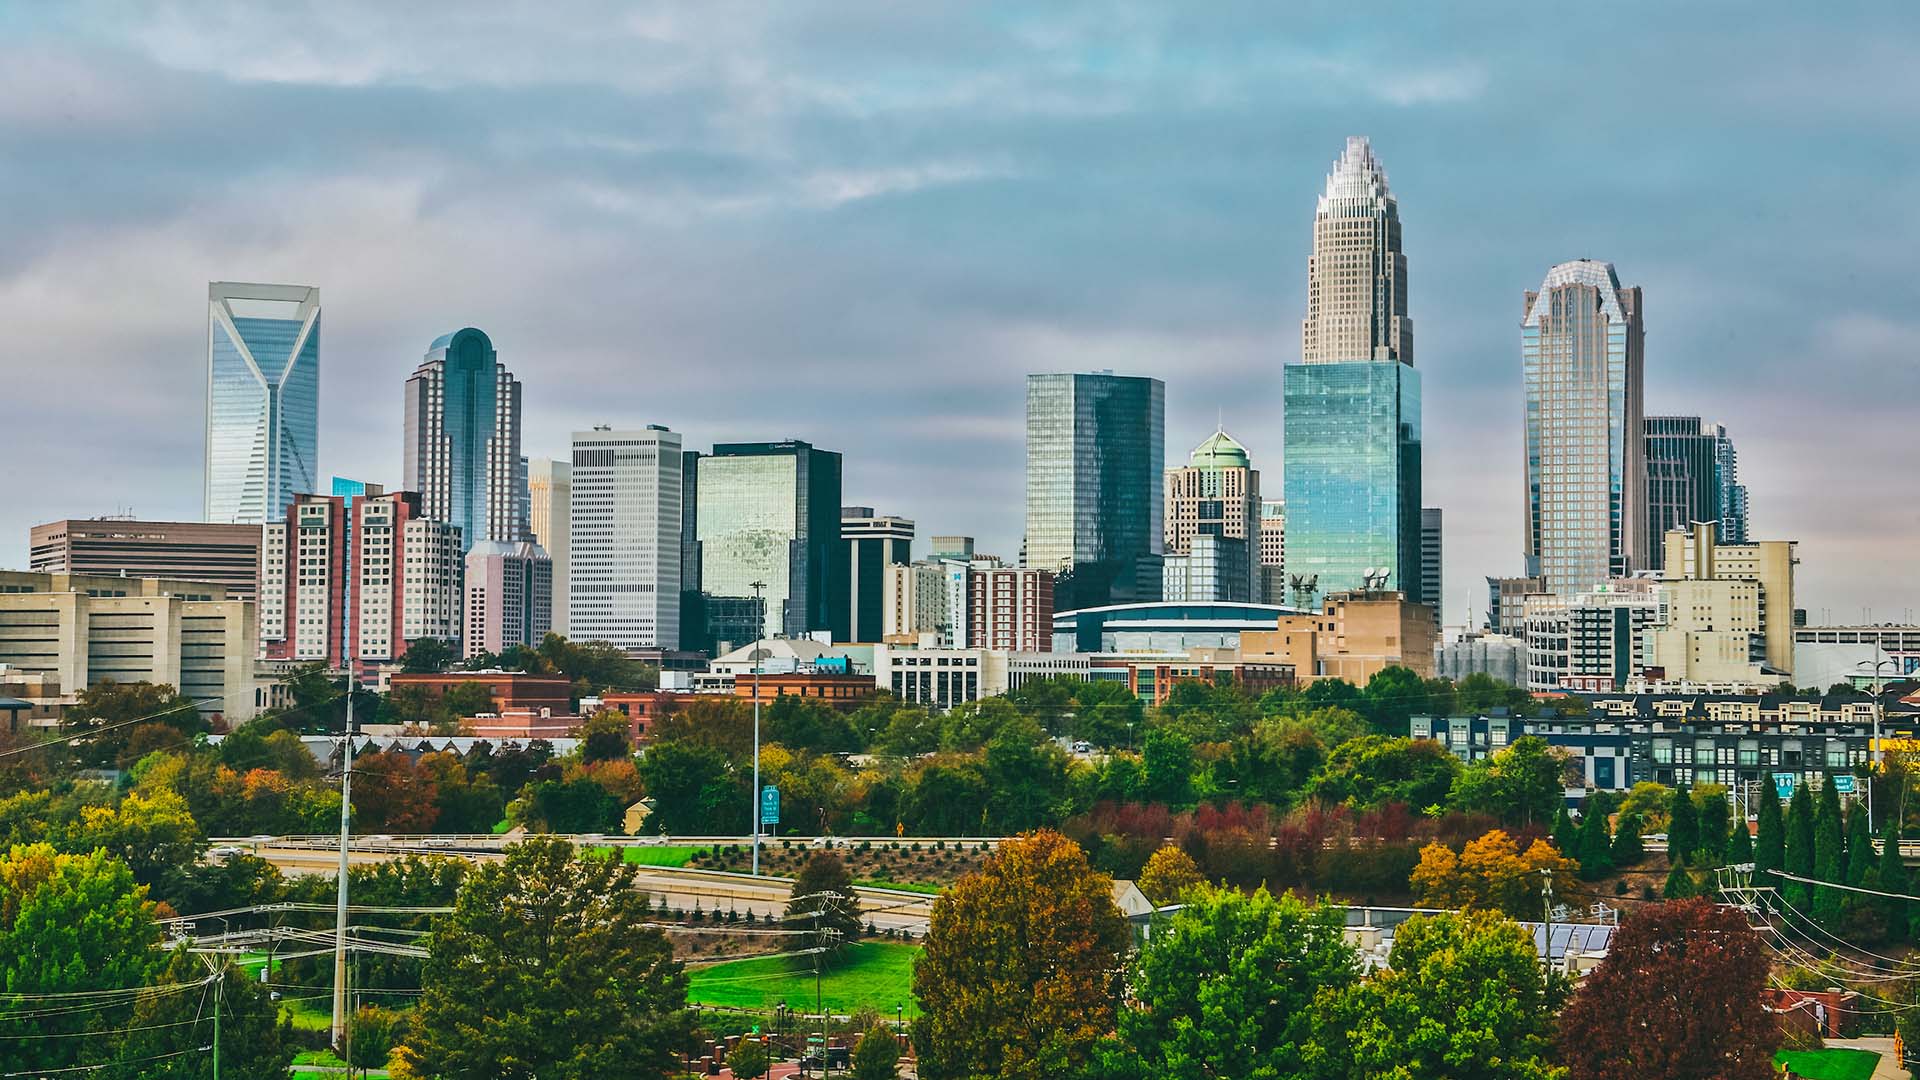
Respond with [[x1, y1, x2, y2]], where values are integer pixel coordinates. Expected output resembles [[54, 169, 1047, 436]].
[[733, 672, 880, 711], [388, 671, 573, 715]]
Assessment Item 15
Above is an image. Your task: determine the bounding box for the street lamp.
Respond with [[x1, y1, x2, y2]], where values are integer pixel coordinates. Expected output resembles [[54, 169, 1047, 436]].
[[1860, 654, 1900, 833], [751, 580, 767, 877]]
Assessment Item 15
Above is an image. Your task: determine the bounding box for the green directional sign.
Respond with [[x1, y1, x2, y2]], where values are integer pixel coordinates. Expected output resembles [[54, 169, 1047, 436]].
[[760, 785, 780, 826]]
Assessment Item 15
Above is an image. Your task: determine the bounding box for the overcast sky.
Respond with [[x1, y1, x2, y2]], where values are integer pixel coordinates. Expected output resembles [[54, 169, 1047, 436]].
[[3, 3, 1917, 625]]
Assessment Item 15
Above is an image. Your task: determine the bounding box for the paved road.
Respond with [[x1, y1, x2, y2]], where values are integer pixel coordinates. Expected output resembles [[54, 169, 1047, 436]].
[[246, 843, 937, 933], [1821, 1037, 1912, 1080]]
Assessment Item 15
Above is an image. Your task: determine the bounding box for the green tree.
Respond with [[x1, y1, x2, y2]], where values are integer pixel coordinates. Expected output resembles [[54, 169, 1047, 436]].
[[1695, 789, 1731, 865], [64, 680, 205, 768], [1332, 911, 1559, 1080], [1141, 728, 1196, 806], [440, 681, 498, 726], [635, 741, 740, 834], [1662, 860, 1697, 900], [1666, 788, 1699, 866], [1755, 788, 1785, 881], [1449, 736, 1566, 828], [400, 636, 456, 674], [787, 852, 862, 960], [1136, 845, 1203, 906], [575, 709, 633, 764], [1813, 780, 1845, 926], [1844, 802, 1876, 929], [1617, 781, 1675, 831], [1101, 887, 1357, 1080], [1878, 816, 1910, 943], [1783, 784, 1815, 912], [1575, 808, 1613, 881], [1726, 812, 1752, 867], [112, 950, 294, 1080], [850, 1025, 901, 1080], [1307, 735, 1461, 812], [727, 1040, 770, 1079], [399, 837, 690, 1079], [1552, 807, 1578, 859], [1360, 665, 1432, 733], [348, 1004, 406, 1073], [0, 844, 161, 1073], [913, 831, 1129, 1080], [1612, 814, 1646, 867]]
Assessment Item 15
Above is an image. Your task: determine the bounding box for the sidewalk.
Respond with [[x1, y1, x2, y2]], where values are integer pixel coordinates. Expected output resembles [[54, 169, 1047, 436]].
[[1826, 1037, 1912, 1080]]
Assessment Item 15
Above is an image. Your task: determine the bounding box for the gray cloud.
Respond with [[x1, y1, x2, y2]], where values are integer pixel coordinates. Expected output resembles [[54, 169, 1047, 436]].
[[1, 2, 1916, 622]]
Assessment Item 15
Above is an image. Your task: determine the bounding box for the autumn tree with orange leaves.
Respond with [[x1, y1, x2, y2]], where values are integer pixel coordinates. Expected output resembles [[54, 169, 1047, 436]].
[[1410, 828, 1576, 918], [912, 830, 1130, 1080]]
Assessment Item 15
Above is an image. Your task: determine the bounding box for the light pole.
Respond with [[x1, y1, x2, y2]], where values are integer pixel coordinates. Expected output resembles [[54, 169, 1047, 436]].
[[751, 580, 766, 877], [330, 666, 356, 1052], [1862, 653, 1899, 833]]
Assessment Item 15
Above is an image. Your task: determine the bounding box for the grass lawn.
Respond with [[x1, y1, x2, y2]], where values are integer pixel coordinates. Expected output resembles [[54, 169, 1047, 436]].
[[854, 879, 944, 895], [687, 942, 919, 1016], [584, 844, 702, 867], [1776, 1047, 1882, 1080]]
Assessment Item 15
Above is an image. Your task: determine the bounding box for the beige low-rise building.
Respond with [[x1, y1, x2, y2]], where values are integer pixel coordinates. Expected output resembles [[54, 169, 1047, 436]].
[[0, 571, 258, 727], [1242, 589, 1436, 683], [1658, 522, 1796, 678]]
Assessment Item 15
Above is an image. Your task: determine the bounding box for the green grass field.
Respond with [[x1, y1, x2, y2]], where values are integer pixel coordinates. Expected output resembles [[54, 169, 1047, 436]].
[[686, 942, 919, 1016], [853, 878, 944, 895], [1775, 1047, 1882, 1080], [587, 845, 702, 867]]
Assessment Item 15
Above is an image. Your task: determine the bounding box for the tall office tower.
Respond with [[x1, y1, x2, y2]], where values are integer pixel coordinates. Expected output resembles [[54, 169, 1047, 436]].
[[1523, 259, 1646, 595], [1485, 575, 1547, 636], [968, 566, 1055, 652], [464, 540, 553, 660], [678, 450, 706, 653], [1023, 371, 1165, 611], [569, 426, 682, 651], [526, 457, 571, 636], [1420, 508, 1443, 617], [1283, 137, 1422, 601], [1259, 500, 1287, 605], [258, 490, 462, 676], [404, 328, 525, 553], [30, 519, 262, 600], [696, 440, 842, 646], [837, 508, 914, 643], [205, 282, 320, 524], [1163, 429, 1261, 603], [1715, 427, 1750, 543]]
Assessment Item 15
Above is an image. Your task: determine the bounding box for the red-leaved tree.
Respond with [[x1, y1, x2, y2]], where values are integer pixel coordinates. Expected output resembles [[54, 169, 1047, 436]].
[[1559, 898, 1778, 1080]]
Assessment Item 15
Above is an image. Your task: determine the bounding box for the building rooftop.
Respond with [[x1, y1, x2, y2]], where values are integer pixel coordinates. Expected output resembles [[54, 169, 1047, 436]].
[[1186, 428, 1251, 470]]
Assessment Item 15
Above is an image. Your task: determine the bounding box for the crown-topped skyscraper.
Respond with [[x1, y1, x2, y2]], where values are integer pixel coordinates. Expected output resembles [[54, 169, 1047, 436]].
[[1283, 137, 1426, 606]]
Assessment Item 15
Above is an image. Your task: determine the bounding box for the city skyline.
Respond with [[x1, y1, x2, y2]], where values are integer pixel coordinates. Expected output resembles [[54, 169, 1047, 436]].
[[4, 6, 1918, 622]]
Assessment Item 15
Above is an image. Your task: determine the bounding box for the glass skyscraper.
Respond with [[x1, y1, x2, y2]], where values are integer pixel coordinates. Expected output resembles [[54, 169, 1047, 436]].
[[1023, 371, 1165, 611], [569, 425, 681, 650], [204, 282, 320, 524], [695, 440, 843, 644], [404, 328, 525, 553], [1523, 259, 1646, 595], [1282, 137, 1423, 603]]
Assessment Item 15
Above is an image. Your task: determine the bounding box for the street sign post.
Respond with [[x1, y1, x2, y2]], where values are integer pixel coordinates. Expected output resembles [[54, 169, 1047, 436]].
[[1833, 775, 1857, 794], [760, 785, 780, 827], [1773, 772, 1797, 800]]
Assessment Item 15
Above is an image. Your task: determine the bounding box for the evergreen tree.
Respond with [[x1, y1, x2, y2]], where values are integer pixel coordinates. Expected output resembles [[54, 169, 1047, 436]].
[[1813, 781, 1846, 926], [1696, 792, 1731, 865], [1728, 810, 1753, 867], [1784, 784, 1815, 912], [1844, 801, 1876, 930], [1755, 788, 1785, 879], [1611, 814, 1645, 867], [1878, 816, 1910, 944], [1667, 788, 1699, 866], [1576, 809, 1613, 881], [1553, 807, 1578, 858], [1662, 860, 1697, 900]]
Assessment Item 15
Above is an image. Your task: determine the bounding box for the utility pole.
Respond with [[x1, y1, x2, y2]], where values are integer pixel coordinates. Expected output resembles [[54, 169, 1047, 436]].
[[330, 669, 356, 1051], [213, 964, 222, 1080], [1540, 868, 1555, 981], [751, 580, 766, 877]]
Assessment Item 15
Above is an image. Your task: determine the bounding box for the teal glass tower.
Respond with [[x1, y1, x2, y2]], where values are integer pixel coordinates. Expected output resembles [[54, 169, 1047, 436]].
[[1024, 371, 1165, 611], [204, 282, 320, 524], [1282, 138, 1423, 603], [404, 328, 525, 553]]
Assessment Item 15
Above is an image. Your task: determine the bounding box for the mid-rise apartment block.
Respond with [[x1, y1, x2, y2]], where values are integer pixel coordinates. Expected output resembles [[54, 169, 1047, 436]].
[[526, 457, 571, 636], [968, 566, 1054, 652], [1242, 589, 1436, 682], [30, 519, 263, 600], [464, 540, 553, 660]]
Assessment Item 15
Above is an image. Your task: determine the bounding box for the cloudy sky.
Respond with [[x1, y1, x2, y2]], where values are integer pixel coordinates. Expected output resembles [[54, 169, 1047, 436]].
[[3, 2, 1917, 624]]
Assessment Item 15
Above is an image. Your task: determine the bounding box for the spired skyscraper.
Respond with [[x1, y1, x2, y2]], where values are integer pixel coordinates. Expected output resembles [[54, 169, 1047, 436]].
[[204, 282, 320, 524], [1023, 371, 1165, 611], [1282, 137, 1423, 604], [1523, 259, 1646, 595], [403, 328, 527, 552]]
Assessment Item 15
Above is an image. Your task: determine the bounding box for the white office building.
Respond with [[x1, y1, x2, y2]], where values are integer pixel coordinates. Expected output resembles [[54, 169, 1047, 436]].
[[568, 425, 681, 650]]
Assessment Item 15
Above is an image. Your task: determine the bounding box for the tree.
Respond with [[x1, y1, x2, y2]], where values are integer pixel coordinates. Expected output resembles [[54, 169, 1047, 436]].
[[1101, 887, 1357, 1080], [348, 1004, 406, 1073], [1618, 781, 1675, 831], [1754, 788, 1784, 882], [575, 710, 633, 763], [1136, 845, 1203, 906], [1612, 814, 1646, 867], [1666, 787, 1699, 866], [1449, 736, 1566, 828], [913, 830, 1129, 1080], [1662, 860, 1698, 900], [1141, 728, 1196, 806], [1726, 811, 1753, 868], [523, 777, 623, 833], [1844, 802, 1875, 914], [1575, 807, 1613, 881], [115, 950, 295, 1080], [1552, 807, 1578, 858], [635, 741, 740, 834], [1411, 830, 1574, 918], [727, 1040, 770, 1079], [1306, 735, 1460, 812], [0, 844, 161, 1073], [353, 751, 441, 833], [440, 681, 498, 727], [850, 1025, 901, 1080], [1695, 789, 1731, 865], [1336, 911, 1559, 1080], [787, 852, 862, 959], [401, 636, 456, 674], [398, 837, 690, 1079], [1360, 665, 1433, 733], [1559, 898, 1777, 1080], [1783, 784, 1815, 912], [1878, 816, 1910, 943], [64, 680, 205, 768], [1813, 780, 1846, 925]]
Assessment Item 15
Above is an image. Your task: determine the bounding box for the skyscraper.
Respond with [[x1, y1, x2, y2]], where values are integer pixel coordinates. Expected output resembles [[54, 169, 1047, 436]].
[[1283, 137, 1421, 600], [1714, 426, 1750, 543], [404, 328, 525, 553], [1420, 507, 1443, 618], [1643, 416, 1747, 571], [526, 457, 571, 635], [1162, 429, 1260, 603], [204, 282, 320, 524], [695, 440, 842, 645], [1023, 371, 1164, 610], [569, 426, 682, 651], [464, 539, 553, 660], [1523, 260, 1646, 595], [836, 508, 914, 643], [1259, 500, 1287, 606]]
